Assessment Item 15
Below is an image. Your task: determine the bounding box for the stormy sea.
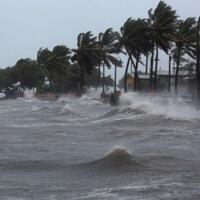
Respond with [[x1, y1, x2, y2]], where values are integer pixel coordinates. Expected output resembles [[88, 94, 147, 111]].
[[0, 90, 200, 200]]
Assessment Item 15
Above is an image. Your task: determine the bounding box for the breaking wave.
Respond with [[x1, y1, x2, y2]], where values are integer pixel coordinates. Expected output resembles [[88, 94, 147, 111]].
[[31, 104, 78, 117], [92, 107, 145, 123], [78, 147, 143, 170], [102, 107, 145, 118], [57, 103, 78, 116], [119, 92, 200, 121], [31, 105, 56, 112]]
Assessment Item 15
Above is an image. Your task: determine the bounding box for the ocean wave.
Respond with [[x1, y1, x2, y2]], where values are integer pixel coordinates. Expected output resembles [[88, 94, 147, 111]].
[[91, 107, 145, 124], [57, 103, 79, 116], [120, 92, 200, 121], [31, 105, 56, 112], [77, 147, 143, 170], [31, 104, 77, 117], [57, 95, 76, 104], [102, 107, 145, 119]]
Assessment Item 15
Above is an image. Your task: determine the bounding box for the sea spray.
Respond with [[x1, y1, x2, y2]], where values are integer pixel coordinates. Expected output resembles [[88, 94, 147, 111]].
[[120, 92, 200, 121]]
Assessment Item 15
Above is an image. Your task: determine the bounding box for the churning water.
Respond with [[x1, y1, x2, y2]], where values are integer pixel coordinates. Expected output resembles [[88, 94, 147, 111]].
[[0, 90, 200, 200]]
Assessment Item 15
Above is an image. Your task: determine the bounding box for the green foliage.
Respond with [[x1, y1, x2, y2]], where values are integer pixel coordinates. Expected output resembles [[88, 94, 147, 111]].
[[0, 59, 44, 90], [148, 0, 178, 53], [37, 45, 71, 87], [98, 28, 122, 68], [0, 68, 13, 89], [168, 18, 197, 92], [121, 18, 152, 56], [14, 58, 45, 88], [168, 18, 196, 48], [72, 31, 101, 75]]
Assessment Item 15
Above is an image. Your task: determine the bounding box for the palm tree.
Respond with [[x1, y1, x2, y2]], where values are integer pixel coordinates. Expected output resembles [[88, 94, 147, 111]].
[[72, 31, 101, 93], [168, 18, 196, 94], [168, 53, 172, 92], [184, 17, 200, 104], [96, 65, 101, 90], [196, 17, 200, 104], [145, 53, 149, 74], [114, 64, 117, 92], [148, 0, 177, 90], [120, 18, 135, 92], [120, 18, 151, 92], [37, 45, 71, 88], [97, 28, 122, 95]]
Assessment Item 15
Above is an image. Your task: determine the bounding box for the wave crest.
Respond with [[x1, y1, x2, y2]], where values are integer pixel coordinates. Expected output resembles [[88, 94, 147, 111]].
[[85, 148, 142, 169], [99, 148, 133, 166], [120, 92, 200, 121]]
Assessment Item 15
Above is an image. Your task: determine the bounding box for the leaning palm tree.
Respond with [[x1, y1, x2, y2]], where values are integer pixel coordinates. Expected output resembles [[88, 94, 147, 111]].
[[148, 0, 177, 90], [168, 18, 196, 94], [72, 32, 101, 93], [120, 18, 152, 92], [37, 48, 52, 86], [196, 17, 200, 104], [97, 28, 122, 94], [37, 45, 71, 88], [184, 17, 200, 104], [120, 18, 135, 92]]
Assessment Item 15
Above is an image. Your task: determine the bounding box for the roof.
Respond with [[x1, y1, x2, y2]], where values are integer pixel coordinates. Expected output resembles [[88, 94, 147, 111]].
[[138, 71, 170, 79]]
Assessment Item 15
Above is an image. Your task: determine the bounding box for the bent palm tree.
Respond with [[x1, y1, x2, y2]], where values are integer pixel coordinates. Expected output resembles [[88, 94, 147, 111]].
[[120, 18, 152, 92], [37, 45, 71, 88], [72, 32, 101, 93], [197, 17, 200, 104], [97, 28, 122, 94], [168, 18, 196, 94], [184, 17, 200, 104], [148, 0, 177, 89]]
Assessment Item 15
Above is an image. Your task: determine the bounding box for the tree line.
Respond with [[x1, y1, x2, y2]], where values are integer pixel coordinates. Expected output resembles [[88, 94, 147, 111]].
[[0, 1, 200, 99]]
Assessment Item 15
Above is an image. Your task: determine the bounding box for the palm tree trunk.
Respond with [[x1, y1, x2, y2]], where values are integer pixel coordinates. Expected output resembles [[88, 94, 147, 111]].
[[96, 65, 101, 90], [196, 17, 200, 106], [114, 65, 117, 92], [175, 45, 181, 94], [124, 57, 131, 92], [80, 67, 85, 94], [130, 62, 133, 74], [168, 55, 172, 92], [128, 52, 137, 71], [49, 71, 53, 89], [149, 47, 155, 89], [153, 45, 159, 89], [102, 63, 105, 94], [134, 53, 140, 91], [145, 53, 149, 74]]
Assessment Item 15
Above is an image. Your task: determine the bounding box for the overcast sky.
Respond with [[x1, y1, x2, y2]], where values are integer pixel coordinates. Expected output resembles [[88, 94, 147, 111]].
[[0, 0, 199, 77]]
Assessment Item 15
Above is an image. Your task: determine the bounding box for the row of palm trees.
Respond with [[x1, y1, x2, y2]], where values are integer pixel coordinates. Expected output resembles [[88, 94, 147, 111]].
[[37, 1, 200, 99]]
